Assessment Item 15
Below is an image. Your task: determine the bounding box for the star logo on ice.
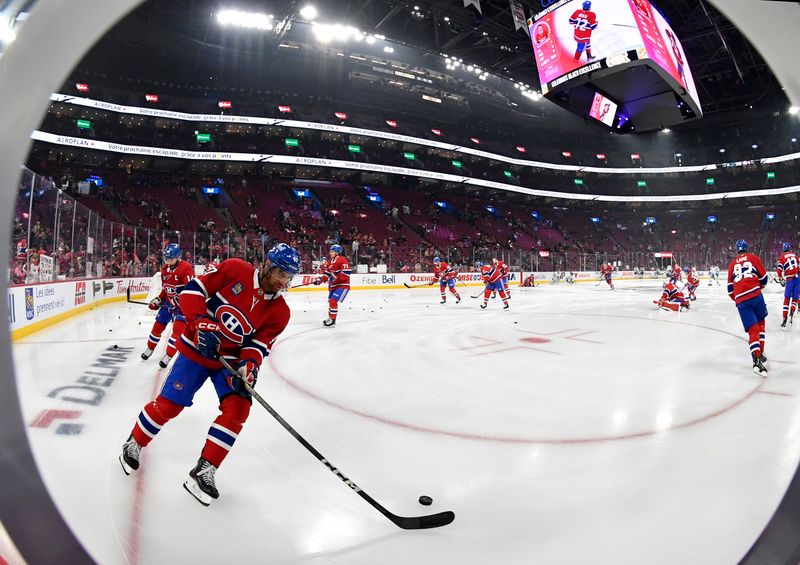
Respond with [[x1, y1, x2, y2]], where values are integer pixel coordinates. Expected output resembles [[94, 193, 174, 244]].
[[454, 328, 602, 357]]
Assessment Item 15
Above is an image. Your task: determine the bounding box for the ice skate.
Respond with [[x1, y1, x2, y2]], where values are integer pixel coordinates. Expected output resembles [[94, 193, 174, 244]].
[[141, 348, 154, 360], [119, 435, 142, 475], [322, 317, 336, 327], [158, 354, 172, 368], [752, 353, 768, 377], [781, 318, 787, 330], [183, 458, 219, 506], [455, 296, 461, 304], [440, 298, 446, 304]]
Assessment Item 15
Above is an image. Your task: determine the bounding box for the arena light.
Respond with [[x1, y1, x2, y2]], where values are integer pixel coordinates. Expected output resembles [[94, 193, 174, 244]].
[[75, 82, 89, 92], [790, 106, 799, 115], [637, 180, 647, 187], [503, 171, 513, 178], [751, 144, 758, 149], [278, 105, 292, 113], [470, 137, 480, 144], [431, 128, 442, 136], [539, 250, 550, 257], [196, 133, 211, 143], [451, 160, 462, 168], [217, 10, 274, 30], [299, 5, 318, 20], [485, 205, 496, 213], [218, 100, 232, 109], [706, 177, 715, 186], [707, 215, 717, 223], [767, 171, 776, 179], [434, 201, 446, 208], [403, 152, 415, 160], [313, 23, 363, 43], [347, 144, 361, 153], [662, 128, 671, 133], [76, 119, 91, 130], [596, 153, 606, 160], [631, 153, 640, 160], [516, 146, 526, 153], [145, 94, 159, 103], [334, 112, 348, 120], [562, 151, 572, 158], [385, 120, 397, 128], [574, 178, 583, 186], [530, 211, 539, 219], [646, 216, 656, 224], [719, 148, 726, 153], [0, 26, 16, 45], [590, 217, 601, 224], [284, 138, 300, 147], [766, 213, 775, 221]]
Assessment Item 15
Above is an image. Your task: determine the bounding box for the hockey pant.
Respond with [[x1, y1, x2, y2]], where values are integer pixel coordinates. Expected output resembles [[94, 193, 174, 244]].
[[146, 304, 186, 357], [440, 279, 460, 301]]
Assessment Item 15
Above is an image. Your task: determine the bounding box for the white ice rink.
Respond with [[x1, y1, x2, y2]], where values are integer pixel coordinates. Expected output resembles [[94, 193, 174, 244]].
[[12, 279, 800, 565]]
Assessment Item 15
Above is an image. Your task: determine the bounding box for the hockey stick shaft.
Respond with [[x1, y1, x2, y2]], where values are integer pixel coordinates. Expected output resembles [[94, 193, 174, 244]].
[[126, 286, 150, 306], [218, 357, 454, 530], [403, 282, 432, 288]]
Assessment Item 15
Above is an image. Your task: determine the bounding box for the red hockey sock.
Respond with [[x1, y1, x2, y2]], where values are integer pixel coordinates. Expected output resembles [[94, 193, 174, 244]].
[[131, 395, 183, 447], [328, 299, 338, 321], [758, 319, 766, 354], [450, 287, 460, 298], [201, 394, 251, 467], [747, 325, 761, 357], [166, 319, 186, 357], [147, 321, 167, 350], [483, 288, 492, 300]]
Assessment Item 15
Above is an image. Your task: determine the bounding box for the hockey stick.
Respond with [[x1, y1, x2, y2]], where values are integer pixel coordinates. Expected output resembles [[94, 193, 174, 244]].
[[403, 282, 433, 288], [126, 285, 150, 306], [218, 357, 455, 530]]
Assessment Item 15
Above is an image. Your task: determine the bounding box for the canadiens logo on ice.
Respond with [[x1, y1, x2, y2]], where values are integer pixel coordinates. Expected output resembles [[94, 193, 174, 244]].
[[231, 282, 244, 296], [214, 304, 254, 344]]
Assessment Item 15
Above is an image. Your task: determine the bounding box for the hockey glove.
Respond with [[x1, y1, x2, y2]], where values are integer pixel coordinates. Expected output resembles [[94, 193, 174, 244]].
[[229, 359, 258, 393], [313, 277, 322, 285], [148, 297, 163, 310], [192, 318, 222, 360]]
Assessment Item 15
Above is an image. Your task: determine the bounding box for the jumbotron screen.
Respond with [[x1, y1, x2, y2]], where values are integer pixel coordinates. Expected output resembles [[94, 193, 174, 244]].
[[528, 0, 699, 108]]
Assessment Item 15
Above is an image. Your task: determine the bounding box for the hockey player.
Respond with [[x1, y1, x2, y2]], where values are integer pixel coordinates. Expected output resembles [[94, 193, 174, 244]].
[[315, 244, 351, 327], [141, 243, 194, 368], [569, 1, 598, 62], [565, 272, 575, 284], [429, 257, 461, 304], [776, 241, 799, 329], [477, 261, 510, 310], [685, 267, 700, 301], [727, 240, 769, 376], [708, 265, 721, 286], [492, 257, 511, 299], [668, 262, 682, 285], [600, 262, 614, 289], [655, 281, 690, 312], [120, 243, 301, 505]]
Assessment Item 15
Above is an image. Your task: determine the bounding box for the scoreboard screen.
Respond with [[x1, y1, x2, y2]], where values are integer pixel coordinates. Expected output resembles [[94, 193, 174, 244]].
[[529, 0, 699, 110]]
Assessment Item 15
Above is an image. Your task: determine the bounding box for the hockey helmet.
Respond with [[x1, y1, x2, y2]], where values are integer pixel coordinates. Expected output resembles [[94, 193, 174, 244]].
[[163, 243, 181, 260], [268, 243, 301, 275], [582, 1, 591, 10], [475, 261, 484, 269], [783, 241, 792, 252], [330, 244, 342, 254], [433, 256, 441, 264], [736, 239, 748, 252]]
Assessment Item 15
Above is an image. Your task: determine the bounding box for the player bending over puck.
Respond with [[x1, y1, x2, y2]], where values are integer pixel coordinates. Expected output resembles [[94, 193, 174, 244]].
[[477, 261, 509, 310]]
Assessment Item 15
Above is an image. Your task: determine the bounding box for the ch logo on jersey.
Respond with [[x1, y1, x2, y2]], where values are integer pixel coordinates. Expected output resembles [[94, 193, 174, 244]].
[[214, 304, 254, 344]]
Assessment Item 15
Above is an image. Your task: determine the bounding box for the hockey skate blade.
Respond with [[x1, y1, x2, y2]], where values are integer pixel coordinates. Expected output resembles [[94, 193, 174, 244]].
[[183, 479, 213, 506], [752, 366, 768, 378], [119, 455, 134, 476]]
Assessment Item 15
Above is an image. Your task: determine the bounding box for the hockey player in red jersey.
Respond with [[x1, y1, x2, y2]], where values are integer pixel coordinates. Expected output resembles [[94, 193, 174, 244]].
[[315, 244, 351, 327], [429, 256, 461, 304], [600, 262, 614, 289], [668, 262, 682, 285], [492, 257, 511, 299], [776, 241, 799, 329], [141, 243, 194, 368], [569, 1, 598, 62], [685, 268, 700, 301], [655, 281, 689, 312], [120, 243, 300, 505], [477, 261, 509, 310], [727, 240, 769, 376]]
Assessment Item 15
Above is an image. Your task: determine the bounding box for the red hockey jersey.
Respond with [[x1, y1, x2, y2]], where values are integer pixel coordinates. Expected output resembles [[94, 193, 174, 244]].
[[727, 253, 768, 304], [323, 256, 351, 289], [662, 282, 683, 301], [433, 261, 458, 282], [480, 265, 503, 284], [601, 264, 613, 277], [158, 259, 194, 307], [687, 271, 700, 287], [177, 258, 291, 370], [777, 252, 799, 280], [569, 9, 598, 42]]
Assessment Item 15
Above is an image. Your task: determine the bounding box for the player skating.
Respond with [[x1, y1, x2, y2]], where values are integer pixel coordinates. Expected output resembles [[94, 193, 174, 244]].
[[600, 262, 614, 289], [654, 280, 690, 312], [569, 1, 598, 62], [477, 261, 510, 310], [685, 267, 700, 301], [429, 256, 461, 304], [776, 242, 799, 329], [314, 244, 351, 327], [727, 240, 769, 376], [141, 243, 193, 368], [668, 262, 682, 285], [565, 272, 575, 284], [120, 243, 301, 505], [492, 257, 511, 299], [708, 265, 721, 286]]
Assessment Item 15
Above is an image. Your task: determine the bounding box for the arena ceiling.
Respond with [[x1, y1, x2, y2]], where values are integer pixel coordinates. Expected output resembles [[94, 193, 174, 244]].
[[74, 0, 785, 122]]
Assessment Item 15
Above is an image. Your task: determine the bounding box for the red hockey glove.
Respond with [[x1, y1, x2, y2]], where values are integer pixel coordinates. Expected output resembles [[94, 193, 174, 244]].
[[148, 297, 162, 310], [228, 359, 258, 393]]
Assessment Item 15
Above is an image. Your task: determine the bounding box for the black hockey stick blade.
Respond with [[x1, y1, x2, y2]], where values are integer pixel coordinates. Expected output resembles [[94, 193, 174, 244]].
[[390, 510, 455, 530], [126, 285, 149, 305]]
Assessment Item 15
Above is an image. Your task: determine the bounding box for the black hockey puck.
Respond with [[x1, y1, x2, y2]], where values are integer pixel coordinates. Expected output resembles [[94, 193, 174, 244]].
[[418, 495, 432, 506], [113, 345, 118, 349]]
